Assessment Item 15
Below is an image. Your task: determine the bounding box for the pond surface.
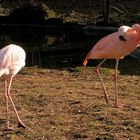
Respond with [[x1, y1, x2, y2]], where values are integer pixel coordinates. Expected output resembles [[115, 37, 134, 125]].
[[0, 26, 106, 68], [0, 26, 139, 68]]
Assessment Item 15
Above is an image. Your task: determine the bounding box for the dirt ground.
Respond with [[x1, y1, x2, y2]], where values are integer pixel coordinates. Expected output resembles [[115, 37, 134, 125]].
[[0, 57, 140, 140]]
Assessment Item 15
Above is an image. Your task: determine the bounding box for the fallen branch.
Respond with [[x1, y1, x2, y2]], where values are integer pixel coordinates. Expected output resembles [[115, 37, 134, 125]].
[[111, 6, 126, 15]]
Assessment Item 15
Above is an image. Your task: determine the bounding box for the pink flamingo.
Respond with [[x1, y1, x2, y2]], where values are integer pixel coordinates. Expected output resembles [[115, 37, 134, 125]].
[[83, 24, 140, 107], [0, 44, 27, 130]]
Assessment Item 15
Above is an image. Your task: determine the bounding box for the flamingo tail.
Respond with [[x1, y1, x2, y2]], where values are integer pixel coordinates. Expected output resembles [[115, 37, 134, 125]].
[[83, 59, 88, 66], [83, 51, 92, 66]]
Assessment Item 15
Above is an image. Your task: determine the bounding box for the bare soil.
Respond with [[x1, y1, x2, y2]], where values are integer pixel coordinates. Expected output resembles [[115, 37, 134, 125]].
[[0, 58, 140, 140]]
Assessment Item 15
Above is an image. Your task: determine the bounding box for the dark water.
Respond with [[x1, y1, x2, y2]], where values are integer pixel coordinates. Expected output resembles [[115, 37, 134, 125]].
[[0, 26, 105, 68], [0, 26, 140, 76]]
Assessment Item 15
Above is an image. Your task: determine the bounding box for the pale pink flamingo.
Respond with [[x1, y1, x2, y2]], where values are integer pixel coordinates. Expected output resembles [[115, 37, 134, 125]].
[[83, 24, 140, 107], [0, 44, 27, 130]]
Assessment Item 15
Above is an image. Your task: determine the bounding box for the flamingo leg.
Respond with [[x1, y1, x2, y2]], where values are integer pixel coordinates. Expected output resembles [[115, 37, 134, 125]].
[[114, 59, 119, 107], [7, 76, 27, 128], [4, 80, 11, 130], [95, 59, 110, 104]]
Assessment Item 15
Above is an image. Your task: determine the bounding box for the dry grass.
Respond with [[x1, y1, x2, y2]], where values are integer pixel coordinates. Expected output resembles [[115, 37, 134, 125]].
[[0, 58, 140, 140]]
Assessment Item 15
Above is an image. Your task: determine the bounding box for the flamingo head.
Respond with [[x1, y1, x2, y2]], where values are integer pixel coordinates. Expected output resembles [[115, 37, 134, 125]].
[[118, 26, 132, 41], [118, 26, 132, 36]]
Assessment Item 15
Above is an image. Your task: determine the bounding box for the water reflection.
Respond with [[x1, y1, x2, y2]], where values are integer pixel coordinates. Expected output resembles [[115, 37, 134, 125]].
[[0, 28, 100, 68], [0, 27, 114, 67], [0, 27, 139, 69]]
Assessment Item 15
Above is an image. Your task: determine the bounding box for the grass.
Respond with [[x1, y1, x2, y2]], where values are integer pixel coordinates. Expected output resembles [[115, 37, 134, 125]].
[[0, 58, 140, 139]]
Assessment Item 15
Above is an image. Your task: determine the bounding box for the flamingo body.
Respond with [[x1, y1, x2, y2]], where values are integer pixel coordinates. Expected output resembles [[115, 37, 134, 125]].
[[84, 27, 140, 65], [0, 44, 25, 78]]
